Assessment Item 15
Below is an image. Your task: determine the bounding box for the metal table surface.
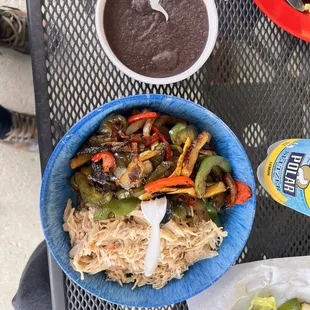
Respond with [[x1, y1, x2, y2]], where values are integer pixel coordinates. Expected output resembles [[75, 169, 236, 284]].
[[27, 0, 310, 309]]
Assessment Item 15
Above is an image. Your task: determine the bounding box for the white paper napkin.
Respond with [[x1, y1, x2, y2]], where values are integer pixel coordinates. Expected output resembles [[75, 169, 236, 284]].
[[187, 256, 310, 310]]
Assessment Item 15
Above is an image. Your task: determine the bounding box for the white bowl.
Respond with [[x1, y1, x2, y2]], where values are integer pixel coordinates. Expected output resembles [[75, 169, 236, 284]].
[[95, 0, 219, 85]]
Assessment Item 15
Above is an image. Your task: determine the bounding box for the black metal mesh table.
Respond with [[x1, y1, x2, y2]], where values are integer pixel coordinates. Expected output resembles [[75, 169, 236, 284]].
[[27, 0, 310, 309]]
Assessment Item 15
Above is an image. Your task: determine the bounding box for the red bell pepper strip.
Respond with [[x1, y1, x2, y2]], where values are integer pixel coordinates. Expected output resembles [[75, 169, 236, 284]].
[[128, 112, 158, 124], [151, 126, 172, 161], [92, 151, 116, 173], [144, 133, 159, 146], [234, 180, 252, 204], [144, 176, 195, 193], [130, 137, 142, 143], [226, 179, 252, 207]]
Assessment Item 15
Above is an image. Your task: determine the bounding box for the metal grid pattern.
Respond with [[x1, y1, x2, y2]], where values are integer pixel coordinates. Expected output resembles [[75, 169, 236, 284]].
[[29, 0, 310, 309], [66, 277, 188, 310]]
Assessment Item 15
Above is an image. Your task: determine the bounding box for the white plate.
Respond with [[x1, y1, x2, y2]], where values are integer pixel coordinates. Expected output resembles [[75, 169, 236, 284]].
[[187, 256, 310, 310]]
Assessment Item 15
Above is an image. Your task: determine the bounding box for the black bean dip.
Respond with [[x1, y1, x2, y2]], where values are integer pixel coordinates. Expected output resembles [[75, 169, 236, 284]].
[[104, 0, 209, 78]]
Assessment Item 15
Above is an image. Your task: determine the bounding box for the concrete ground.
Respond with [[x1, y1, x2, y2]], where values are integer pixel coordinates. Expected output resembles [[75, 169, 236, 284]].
[[0, 0, 43, 309]]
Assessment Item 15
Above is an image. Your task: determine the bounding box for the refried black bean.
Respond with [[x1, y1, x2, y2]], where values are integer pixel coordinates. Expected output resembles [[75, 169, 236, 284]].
[[104, 0, 209, 78]]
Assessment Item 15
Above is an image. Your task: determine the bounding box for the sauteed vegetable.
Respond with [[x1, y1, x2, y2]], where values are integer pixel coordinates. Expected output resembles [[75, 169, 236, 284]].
[[69, 110, 252, 225]]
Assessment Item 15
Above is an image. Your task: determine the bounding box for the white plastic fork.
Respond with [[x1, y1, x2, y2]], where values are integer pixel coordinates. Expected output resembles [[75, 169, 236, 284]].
[[141, 196, 167, 277], [150, 0, 169, 21]]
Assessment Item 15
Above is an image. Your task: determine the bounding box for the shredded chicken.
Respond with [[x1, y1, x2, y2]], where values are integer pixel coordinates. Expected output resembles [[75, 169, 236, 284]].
[[63, 199, 227, 289]]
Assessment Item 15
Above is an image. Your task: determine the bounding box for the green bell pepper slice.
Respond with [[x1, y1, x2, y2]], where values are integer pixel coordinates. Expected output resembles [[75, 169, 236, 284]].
[[73, 172, 112, 206], [204, 199, 221, 226], [169, 123, 198, 145], [94, 208, 111, 221], [195, 156, 232, 198], [97, 114, 127, 141], [115, 187, 144, 200], [94, 197, 139, 221], [169, 123, 187, 145], [146, 161, 174, 183]]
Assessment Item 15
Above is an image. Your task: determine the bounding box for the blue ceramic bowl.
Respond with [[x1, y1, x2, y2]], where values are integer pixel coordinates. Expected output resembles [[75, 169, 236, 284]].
[[41, 94, 256, 307]]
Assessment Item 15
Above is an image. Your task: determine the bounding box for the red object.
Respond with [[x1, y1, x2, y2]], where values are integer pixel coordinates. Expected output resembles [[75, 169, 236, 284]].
[[128, 112, 158, 124], [144, 133, 159, 146], [130, 137, 141, 143], [179, 194, 197, 206], [254, 0, 310, 42], [234, 180, 252, 204], [188, 198, 197, 206], [144, 176, 195, 193], [165, 144, 173, 161], [92, 151, 116, 172], [129, 135, 142, 143], [151, 126, 172, 161], [226, 180, 252, 206]]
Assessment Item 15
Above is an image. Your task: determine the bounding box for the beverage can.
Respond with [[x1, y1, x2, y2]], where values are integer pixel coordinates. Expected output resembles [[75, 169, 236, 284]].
[[257, 139, 310, 216]]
